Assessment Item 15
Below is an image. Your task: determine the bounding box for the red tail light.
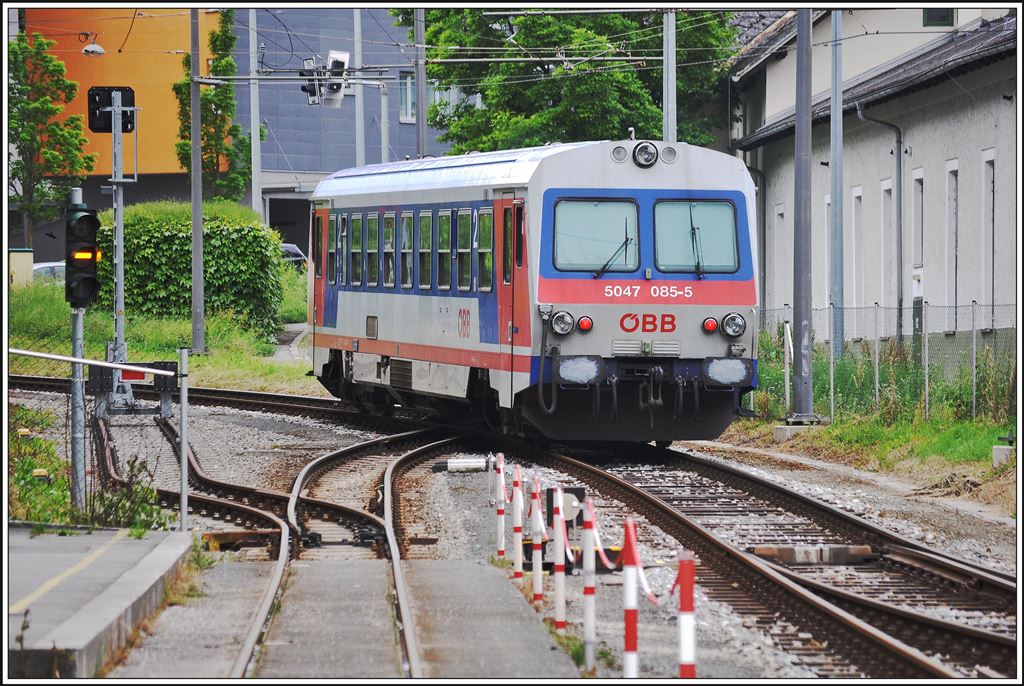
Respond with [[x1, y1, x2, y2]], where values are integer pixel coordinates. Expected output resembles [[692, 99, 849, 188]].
[[578, 316, 593, 332], [702, 317, 718, 333]]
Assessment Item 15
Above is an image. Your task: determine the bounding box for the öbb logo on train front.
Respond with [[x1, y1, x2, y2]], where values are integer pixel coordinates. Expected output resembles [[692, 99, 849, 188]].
[[619, 313, 676, 333]]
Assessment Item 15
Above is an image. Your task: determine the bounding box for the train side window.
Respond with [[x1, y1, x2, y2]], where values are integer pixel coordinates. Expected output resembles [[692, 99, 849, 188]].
[[383, 213, 396, 287], [350, 215, 363, 286], [327, 215, 337, 285], [457, 210, 472, 290], [514, 204, 524, 268], [313, 214, 322, 277], [338, 215, 347, 286], [502, 207, 513, 284], [367, 214, 380, 287], [418, 211, 432, 289], [438, 211, 452, 290], [478, 210, 493, 292], [400, 212, 414, 289]]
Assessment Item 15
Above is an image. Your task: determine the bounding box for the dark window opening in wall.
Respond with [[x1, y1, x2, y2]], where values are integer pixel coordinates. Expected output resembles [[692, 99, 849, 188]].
[[923, 9, 954, 27]]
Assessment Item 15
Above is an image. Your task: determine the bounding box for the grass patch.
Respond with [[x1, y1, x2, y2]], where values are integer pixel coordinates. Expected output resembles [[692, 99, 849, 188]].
[[278, 264, 308, 324], [8, 404, 73, 523], [9, 281, 330, 396]]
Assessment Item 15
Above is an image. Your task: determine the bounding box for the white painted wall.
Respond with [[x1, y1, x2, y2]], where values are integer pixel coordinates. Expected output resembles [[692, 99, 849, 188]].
[[763, 8, 1009, 122], [756, 60, 1015, 333]]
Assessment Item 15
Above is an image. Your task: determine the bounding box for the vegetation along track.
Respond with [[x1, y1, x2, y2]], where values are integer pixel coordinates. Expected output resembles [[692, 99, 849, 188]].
[[497, 437, 1016, 678]]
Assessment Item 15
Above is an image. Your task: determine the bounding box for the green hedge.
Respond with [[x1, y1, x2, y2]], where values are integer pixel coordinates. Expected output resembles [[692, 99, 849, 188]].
[[96, 199, 283, 337]]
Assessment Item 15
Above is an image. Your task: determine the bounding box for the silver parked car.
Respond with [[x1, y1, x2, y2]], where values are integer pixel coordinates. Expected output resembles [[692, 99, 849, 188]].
[[33, 261, 65, 282]]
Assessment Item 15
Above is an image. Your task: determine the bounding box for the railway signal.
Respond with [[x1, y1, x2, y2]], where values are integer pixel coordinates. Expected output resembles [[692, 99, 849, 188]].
[[323, 50, 349, 108], [300, 57, 322, 105], [65, 204, 101, 308]]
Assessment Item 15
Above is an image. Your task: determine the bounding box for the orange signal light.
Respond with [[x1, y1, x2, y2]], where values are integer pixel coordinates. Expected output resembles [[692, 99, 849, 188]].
[[72, 249, 102, 262]]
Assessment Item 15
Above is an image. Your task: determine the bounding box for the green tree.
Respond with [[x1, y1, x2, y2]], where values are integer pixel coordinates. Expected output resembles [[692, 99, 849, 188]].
[[390, 10, 737, 153], [172, 9, 250, 200], [7, 32, 97, 248]]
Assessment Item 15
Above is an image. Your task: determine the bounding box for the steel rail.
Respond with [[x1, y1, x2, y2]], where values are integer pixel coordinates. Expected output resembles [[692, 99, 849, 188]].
[[94, 417, 289, 678], [646, 443, 1016, 588], [500, 437, 957, 678], [383, 435, 473, 679]]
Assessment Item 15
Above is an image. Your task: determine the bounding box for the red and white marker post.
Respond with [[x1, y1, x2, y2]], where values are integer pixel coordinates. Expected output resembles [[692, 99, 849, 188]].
[[511, 465, 524, 584], [553, 486, 567, 634], [494, 453, 507, 560], [581, 498, 597, 672], [622, 517, 641, 678], [672, 551, 697, 678], [529, 477, 546, 605]]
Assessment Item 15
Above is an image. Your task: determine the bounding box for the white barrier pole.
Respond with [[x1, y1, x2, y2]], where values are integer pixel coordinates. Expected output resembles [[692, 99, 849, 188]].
[[530, 477, 545, 605], [553, 486, 566, 634], [495, 453, 506, 560], [582, 498, 597, 672], [675, 551, 697, 678], [622, 517, 640, 678], [512, 465, 524, 584]]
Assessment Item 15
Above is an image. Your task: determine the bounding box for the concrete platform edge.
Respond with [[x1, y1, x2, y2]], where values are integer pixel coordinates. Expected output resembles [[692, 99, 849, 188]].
[[19, 532, 192, 678]]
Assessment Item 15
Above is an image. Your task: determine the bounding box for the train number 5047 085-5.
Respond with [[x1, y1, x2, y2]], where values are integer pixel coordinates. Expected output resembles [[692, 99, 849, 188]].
[[603, 284, 694, 299]]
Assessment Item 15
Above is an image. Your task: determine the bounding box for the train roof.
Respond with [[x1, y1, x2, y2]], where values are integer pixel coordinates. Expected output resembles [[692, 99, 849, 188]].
[[312, 140, 751, 199]]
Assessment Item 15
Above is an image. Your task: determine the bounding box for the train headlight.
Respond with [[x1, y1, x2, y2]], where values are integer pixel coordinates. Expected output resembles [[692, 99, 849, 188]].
[[550, 310, 575, 335], [721, 312, 747, 337], [632, 141, 658, 168]]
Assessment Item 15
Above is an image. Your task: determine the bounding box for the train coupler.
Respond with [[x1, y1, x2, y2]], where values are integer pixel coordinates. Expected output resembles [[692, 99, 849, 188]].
[[638, 366, 664, 429]]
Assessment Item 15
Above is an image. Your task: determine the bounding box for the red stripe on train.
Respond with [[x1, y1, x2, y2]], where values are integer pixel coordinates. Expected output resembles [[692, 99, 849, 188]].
[[538, 278, 756, 305]]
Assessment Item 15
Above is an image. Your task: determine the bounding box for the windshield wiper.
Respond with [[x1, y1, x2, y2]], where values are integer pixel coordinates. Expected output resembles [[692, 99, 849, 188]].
[[593, 221, 633, 279], [688, 203, 705, 280]]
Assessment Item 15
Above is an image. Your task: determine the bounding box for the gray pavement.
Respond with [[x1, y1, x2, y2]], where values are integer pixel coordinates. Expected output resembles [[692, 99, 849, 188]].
[[7, 525, 190, 678], [271, 322, 309, 362], [254, 559, 403, 678], [404, 560, 581, 679], [108, 559, 275, 678]]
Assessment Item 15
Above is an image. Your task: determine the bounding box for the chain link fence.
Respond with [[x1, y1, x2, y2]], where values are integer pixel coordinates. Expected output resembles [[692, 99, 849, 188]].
[[756, 303, 1017, 423], [9, 349, 178, 530]]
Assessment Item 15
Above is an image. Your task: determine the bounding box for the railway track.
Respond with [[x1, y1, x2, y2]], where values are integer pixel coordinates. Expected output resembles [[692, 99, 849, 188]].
[[19, 378, 1013, 677], [496, 438, 1016, 677]]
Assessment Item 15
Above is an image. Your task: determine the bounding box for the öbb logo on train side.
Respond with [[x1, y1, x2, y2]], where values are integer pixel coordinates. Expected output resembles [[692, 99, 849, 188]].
[[619, 313, 677, 333]]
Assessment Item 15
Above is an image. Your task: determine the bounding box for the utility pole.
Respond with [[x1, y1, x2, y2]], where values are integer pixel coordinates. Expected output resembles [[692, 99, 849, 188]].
[[829, 9, 844, 358], [662, 9, 676, 142], [249, 9, 263, 221], [414, 8, 427, 157], [190, 8, 205, 353], [354, 8, 365, 167], [792, 9, 815, 422]]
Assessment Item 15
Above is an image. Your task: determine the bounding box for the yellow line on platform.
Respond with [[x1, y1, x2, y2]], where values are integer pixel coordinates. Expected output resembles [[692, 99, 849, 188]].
[[8, 529, 130, 615]]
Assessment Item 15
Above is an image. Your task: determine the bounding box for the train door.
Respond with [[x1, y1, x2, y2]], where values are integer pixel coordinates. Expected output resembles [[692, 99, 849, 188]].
[[312, 205, 330, 327], [496, 195, 517, 405]]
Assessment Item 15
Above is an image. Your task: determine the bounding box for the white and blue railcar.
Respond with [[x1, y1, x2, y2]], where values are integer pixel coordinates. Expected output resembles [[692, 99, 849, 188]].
[[309, 140, 759, 443]]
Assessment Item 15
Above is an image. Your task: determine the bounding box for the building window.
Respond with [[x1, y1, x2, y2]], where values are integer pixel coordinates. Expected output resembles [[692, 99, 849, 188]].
[[945, 164, 959, 330], [912, 173, 924, 268], [400, 212, 414, 288], [923, 9, 955, 27], [851, 188, 863, 337], [478, 210, 493, 292], [983, 155, 995, 326], [399, 72, 462, 123], [418, 212, 433, 289], [399, 72, 415, 123]]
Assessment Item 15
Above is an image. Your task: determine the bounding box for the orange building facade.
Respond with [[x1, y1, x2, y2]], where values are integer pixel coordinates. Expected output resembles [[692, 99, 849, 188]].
[[23, 8, 218, 177]]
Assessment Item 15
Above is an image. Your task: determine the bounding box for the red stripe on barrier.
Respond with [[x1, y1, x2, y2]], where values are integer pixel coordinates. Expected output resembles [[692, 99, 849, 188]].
[[678, 558, 695, 613], [554, 564, 564, 573], [514, 571, 523, 579], [120, 369, 145, 381], [680, 664, 696, 679], [534, 594, 543, 601], [513, 526, 522, 533], [555, 620, 566, 630], [533, 543, 542, 550], [583, 587, 595, 596], [497, 550, 505, 557], [624, 609, 638, 651], [497, 508, 505, 515]]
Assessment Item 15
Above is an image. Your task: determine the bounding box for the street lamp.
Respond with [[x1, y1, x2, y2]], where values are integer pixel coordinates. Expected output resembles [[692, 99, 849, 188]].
[[80, 32, 105, 56]]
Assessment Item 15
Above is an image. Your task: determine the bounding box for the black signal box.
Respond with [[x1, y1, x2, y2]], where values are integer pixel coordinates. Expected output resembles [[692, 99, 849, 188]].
[[87, 86, 135, 133]]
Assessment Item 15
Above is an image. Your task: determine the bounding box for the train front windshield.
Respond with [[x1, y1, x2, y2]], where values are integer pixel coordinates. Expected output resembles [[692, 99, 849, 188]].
[[553, 199, 639, 272]]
